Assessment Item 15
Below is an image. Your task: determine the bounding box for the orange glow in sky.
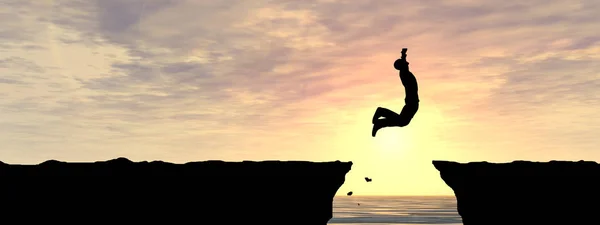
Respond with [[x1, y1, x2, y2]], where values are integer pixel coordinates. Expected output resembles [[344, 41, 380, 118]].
[[1, 0, 600, 195]]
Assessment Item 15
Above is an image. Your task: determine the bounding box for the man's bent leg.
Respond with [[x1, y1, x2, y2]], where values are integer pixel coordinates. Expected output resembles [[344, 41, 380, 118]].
[[372, 106, 407, 137], [372, 103, 418, 137], [372, 107, 400, 124], [372, 118, 392, 137], [372, 107, 400, 137], [395, 102, 419, 127]]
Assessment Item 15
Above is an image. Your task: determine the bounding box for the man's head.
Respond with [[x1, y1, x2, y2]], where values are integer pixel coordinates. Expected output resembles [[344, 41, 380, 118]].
[[394, 48, 409, 70], [393, 58, 409, 71]]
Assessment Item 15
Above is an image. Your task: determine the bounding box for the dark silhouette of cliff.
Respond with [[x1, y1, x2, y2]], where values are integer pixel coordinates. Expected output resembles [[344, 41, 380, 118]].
[[372, 48, 420, 137], [0, 157, 352, 225], [433, 160, 600, 225]]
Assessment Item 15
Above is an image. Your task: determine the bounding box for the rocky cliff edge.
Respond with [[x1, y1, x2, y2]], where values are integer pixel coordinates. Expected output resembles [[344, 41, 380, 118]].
[[0, 157, 352, 225], [433, 160, 600, 225]]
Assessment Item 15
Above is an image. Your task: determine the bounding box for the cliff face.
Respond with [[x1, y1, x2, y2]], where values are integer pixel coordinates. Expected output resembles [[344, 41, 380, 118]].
[[433, 160, 600, 225], [0, 158, 352, 225]]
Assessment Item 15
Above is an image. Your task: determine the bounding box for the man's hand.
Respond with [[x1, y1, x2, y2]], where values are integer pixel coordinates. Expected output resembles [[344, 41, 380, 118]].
[[394, 48, 409, 71]]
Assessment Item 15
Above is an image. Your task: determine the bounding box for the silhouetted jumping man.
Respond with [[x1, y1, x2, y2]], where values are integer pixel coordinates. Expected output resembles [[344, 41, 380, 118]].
[[372, 48, 419, 137]]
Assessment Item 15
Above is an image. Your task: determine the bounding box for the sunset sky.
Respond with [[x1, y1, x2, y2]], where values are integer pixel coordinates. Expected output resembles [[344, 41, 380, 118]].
[[2, 0, 600, 195]]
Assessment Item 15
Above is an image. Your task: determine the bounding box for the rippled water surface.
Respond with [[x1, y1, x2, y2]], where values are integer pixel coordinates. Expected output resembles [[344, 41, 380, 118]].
[[329, 196, 462, 225]]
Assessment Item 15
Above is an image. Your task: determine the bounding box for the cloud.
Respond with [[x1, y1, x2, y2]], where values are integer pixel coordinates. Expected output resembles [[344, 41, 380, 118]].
[[1, 0, 600, 194]]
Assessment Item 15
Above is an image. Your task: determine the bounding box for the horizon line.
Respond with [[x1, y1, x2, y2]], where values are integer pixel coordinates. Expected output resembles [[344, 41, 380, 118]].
[[334, 195, 455, 197]]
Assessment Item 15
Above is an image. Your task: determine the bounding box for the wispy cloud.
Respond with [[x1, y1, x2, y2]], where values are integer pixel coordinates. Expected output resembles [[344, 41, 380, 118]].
[[1, 0, 599, 194]]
